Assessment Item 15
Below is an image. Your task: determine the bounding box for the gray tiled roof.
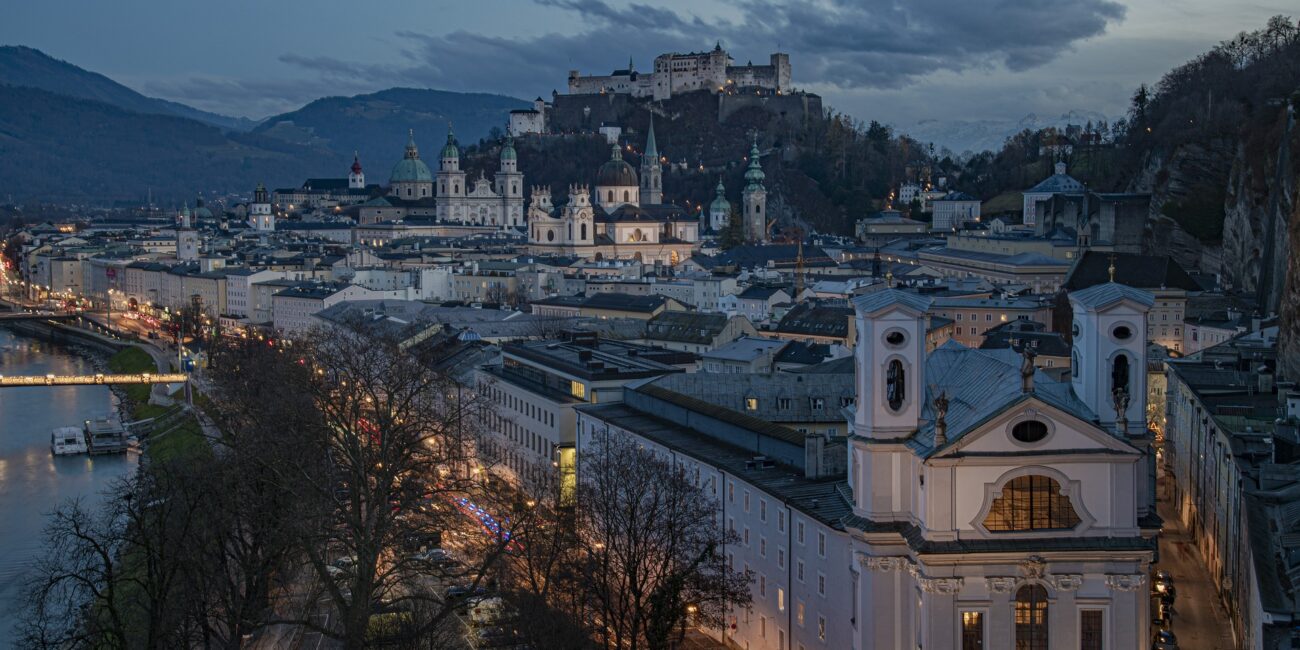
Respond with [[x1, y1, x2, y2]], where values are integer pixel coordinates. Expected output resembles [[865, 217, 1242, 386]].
[[649, 371, 854, 424], [851, 289, 933, 315], [1069, 282, 1155, 310]]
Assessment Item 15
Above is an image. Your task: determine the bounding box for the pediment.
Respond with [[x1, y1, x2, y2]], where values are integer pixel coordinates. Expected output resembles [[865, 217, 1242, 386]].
[[932, 396, 1140, 458]]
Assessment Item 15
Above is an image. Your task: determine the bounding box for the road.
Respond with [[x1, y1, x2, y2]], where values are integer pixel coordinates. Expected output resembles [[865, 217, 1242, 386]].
[[1156, 471, 1236, 649]]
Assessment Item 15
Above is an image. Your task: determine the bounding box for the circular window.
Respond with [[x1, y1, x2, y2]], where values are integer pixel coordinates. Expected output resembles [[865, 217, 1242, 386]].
[[1012, 421, 1049, 443], [1112, 325, 1132, 341], [885, 331, 906, 346], [1071, 321, 1080, 337]]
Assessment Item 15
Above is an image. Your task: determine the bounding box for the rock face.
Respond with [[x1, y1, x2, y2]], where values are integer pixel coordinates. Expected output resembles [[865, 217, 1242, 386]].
[[1271, 108, 1300, 381], [1128, 140, 1235, 275], [1222, 110, 1295, 309]]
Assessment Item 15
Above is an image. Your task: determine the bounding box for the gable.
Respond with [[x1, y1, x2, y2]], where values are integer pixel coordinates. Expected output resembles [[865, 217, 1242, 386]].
[[933, 396, 1139, 458]]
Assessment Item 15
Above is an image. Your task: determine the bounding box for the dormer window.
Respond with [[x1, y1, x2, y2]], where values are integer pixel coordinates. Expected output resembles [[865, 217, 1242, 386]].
[[745, 397, 758, 411], [810, 397, 825, 410]]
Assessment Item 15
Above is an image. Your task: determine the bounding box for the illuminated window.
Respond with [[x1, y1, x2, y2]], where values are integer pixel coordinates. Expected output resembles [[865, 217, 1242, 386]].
[[745, 397, 758, 411], [962, 611, 984, 649], [985, 475, 1081, 532], [570, 381, 586, 399], [1015, 585, 1048, 650]]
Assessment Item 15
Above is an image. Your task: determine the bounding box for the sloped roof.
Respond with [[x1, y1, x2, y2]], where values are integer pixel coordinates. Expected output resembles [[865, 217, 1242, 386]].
[[1069, 282, 1156, 311], [644, 311, 730, 344], [776, 301, 854, 338], [649, 371, 854, 424], [1063, 251, 1200, 292], [851, 288, 933, 315]]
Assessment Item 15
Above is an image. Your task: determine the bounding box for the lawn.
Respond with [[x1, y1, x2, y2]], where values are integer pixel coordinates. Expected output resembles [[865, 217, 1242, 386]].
[[108, 347, 158, 404]]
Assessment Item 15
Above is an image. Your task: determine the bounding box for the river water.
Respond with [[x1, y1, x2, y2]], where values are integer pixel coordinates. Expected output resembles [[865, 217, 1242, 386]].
[[0, 327, 136, 646]]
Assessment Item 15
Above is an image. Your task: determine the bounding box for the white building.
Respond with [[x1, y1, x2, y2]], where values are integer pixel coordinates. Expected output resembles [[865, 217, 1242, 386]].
[[1022, 162, 1084, 226], [248, 183, 275, 232], [931, 191, 982, 231], [567, 45, 791, 101], [508, 98, 548, 136], [434, 129, 526, 227], [577, 283, 1161, 649]]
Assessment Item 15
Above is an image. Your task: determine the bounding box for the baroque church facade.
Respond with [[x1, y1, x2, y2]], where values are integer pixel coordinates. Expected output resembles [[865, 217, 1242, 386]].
[[526, 118, 702, 265], [358, 129, 524, 227], [847, 284, 1158, 648]]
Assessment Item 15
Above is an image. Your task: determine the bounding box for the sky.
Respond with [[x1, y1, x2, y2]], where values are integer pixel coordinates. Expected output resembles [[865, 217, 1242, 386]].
[[1, 0, 1291, 130]]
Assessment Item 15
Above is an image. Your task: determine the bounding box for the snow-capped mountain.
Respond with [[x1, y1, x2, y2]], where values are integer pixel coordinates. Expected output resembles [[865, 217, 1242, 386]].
[[897, 110, 1115, 156]]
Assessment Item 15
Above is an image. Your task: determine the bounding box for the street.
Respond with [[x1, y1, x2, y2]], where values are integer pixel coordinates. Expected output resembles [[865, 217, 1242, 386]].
[[1156, 469, 1236, 649]]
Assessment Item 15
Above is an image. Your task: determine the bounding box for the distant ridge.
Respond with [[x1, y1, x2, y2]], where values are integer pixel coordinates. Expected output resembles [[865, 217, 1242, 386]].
[[0, 45, 254, 131]]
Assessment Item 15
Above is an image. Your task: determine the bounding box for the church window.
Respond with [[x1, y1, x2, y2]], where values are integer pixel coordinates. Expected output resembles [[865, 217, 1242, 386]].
[[1081, 610, 1104, 650], [1112, 325, 1133, 341], [623, 190, 630, 202], [885, 331, 906, 347], [961, 611, 984, 650], [1112, 354, 1130, 396], [580, 223, 588, 240], [608, 190, 615, 203], [1012, 421, 1049, 444], [441, 183, 446, 194], [755, 204, 762, 214], [984, 475, 1081, 532], [547, 229, 555, 242], [885, 359, 905, 411], [1014, 585, 1049, 650], [454, 183, 459, 194], [406, 188, 412, 197]]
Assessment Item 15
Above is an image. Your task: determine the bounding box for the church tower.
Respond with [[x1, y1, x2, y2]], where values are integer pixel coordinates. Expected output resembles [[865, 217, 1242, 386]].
[[176, 203, 199, 261], [348, 151, 365, 189], [640, 114, 662, 205], [848, 289, 932, 520], [708, 177, 730, 232], [1069, 281, 1153, 434], [495, 136, 525, 228], [741, 137, 767, 242], [249, 182, 275, 232], [435, 126, 466, 222]]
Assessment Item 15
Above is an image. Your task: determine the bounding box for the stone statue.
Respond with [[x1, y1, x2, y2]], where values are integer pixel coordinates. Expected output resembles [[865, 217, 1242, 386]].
[[1112, 387, 1130, 434], [933, 390, 950, 446], [1020, 345, 1037, 393]]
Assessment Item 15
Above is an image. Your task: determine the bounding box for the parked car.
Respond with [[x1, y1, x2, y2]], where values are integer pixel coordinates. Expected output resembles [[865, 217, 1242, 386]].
[[333, 555, 357, 570], [1153, 629, 1177, 646], [446, 584, 488, 602], [1152, 570, 1176, 598]]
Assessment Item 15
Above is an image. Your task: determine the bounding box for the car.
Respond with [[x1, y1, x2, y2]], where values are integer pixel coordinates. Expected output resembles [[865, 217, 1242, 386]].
[[446, 584, 488, 602], [1153, 629, 1177, 645], [411, 548, 455, 565], [324, 565, 349, 581], [333, 555, 357, 570]]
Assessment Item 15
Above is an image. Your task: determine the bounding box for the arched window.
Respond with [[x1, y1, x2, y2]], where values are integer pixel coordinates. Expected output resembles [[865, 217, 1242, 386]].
[[885, 359, 905, 411], [755, 204, 762, 214], [623, 190, 630, 202], [1015, 585, 1049, 650], [1112, 354, 1130, 396], [454, 183, 459, 194], [608, 190, 614, 202], [580, 223, 587, 240], [984, 475, 1081, 532]]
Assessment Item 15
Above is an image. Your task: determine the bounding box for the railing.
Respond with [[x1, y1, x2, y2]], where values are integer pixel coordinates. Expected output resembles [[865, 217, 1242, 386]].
[[0, 373, 189, 387]]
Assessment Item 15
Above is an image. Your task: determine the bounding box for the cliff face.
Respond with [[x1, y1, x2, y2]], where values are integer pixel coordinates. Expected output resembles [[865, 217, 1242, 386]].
[[1270, 108, 1300, 380], [1222, 109, 1294, 308], [1128, 140, 1234, 275]]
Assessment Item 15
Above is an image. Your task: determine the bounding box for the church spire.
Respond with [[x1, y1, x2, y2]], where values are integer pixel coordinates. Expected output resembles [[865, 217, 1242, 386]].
[[404, 129, 420, 159], [645, 113, 658, 159]]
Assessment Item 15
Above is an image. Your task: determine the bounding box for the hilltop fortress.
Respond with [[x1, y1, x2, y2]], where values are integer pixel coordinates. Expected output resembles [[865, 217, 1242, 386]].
[[567, 43, 791, 100]]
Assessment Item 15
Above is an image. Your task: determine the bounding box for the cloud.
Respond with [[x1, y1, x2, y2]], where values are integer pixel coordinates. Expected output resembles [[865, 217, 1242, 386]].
[[274, 0, 1124, 101]]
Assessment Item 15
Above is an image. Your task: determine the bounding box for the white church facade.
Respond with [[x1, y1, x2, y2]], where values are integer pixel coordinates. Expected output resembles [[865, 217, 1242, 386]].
[[577, 283, 1160, 650]]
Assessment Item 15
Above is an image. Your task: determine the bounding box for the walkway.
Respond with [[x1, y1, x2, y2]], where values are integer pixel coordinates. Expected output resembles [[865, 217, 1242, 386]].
[[1156, 471, 1236, 649]]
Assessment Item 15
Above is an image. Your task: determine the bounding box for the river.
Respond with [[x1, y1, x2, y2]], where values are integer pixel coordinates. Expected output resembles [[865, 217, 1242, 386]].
[[0, 327, 137, 646]]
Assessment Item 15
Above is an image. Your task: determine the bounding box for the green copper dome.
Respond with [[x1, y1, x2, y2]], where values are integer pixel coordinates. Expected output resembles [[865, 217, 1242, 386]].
[[440, 125, 459, 160], [710, 178, 730, 212], [500, 135, 517, 161], [391, 129, 433, 183], [596, 143, 638, 187], [744, 138, 765, 188]]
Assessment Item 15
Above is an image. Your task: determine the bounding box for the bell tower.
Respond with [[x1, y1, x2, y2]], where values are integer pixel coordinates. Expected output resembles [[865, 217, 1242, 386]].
[[640, 114, 662, 205], [1068, 281, 1153, 434], [741, 137, 767, 242], [348, 151, 365, 189]]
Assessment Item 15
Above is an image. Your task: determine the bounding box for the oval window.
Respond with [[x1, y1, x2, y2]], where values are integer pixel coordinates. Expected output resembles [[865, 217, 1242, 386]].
[[885, 331, 906, 346], [1113, 325, 1132, 341], [1012, 420, 1049, 443], [547, 229, 555, 242], [885, 360, 905, 411], [1071, 321, 1080, 337]]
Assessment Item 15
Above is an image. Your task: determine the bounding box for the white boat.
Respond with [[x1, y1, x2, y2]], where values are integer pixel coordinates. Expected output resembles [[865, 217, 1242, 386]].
[[51, 427, 88, 455]]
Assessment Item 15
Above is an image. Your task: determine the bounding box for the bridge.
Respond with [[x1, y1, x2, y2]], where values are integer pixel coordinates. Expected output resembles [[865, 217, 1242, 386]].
[[0, 372, 189, 387], [0, 311, 77, 321]]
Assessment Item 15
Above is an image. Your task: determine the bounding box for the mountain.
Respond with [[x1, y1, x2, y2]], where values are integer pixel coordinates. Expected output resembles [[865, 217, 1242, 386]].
[[899, 110, 1114, 155], [0, 85, 334, 203], [253, 88, 530, 177], [0, 45, 254, 131]]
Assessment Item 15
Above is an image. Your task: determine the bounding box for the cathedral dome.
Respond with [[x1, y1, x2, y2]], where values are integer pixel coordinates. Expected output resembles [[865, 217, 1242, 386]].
[[596, 144, 638, 187], [390, 158, 433, 183], [391, 129, 434, 183], [440, 127, 459, 160]]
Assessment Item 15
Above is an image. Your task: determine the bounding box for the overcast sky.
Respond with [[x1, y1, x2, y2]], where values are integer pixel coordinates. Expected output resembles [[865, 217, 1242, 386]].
[[2, 0, 1290, 128]]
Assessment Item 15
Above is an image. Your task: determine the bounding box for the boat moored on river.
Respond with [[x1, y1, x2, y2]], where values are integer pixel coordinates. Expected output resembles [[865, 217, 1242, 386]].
[[50, 426, 88, 455]]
